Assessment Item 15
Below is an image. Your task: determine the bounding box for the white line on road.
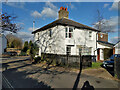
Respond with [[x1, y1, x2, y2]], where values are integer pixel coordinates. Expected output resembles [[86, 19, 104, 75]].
[[2, 74, 15, 90]]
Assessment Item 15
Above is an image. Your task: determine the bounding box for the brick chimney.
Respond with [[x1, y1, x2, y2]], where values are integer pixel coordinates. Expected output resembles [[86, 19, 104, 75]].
[[58, 7, 69, 19], [98, 32, 108, 42]]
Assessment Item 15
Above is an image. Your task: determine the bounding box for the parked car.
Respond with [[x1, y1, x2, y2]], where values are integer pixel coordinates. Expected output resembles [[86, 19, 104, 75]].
[[102, 54, 120, 68], [7, 52, 17, 56]]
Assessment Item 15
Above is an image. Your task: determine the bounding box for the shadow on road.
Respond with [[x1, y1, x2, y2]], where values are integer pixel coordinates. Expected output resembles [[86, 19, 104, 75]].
[[81, 81, 94, 90], [2, 58, 29, 65], [72, 59, 82, 90], [2, 57, 68, 89]]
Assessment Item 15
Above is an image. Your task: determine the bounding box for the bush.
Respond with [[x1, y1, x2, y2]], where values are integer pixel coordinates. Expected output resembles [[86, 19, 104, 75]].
[[19, 51, 27, 56], [68, 62, 80, 68], [34, 56, 41, 63]]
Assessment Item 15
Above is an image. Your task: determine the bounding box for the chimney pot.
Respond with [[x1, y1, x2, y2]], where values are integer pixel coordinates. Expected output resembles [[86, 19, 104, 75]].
[[63, 7, 65, 10], [60, 7, 63, 10], [65, 8, 67, 11]]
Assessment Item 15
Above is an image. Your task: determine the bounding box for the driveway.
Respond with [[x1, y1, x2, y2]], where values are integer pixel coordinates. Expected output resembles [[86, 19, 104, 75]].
[[2, 56, 120, 89]]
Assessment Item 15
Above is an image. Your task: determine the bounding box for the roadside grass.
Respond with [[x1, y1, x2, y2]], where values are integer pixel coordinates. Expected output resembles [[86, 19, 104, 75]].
[[86, 62, 103, 69]]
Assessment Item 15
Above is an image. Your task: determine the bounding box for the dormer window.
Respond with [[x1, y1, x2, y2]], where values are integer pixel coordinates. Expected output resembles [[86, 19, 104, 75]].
[[65, 27, 73, 38]]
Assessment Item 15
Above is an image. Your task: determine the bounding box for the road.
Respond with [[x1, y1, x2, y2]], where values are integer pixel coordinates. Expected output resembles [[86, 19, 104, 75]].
[[1, 56, 120, 89]]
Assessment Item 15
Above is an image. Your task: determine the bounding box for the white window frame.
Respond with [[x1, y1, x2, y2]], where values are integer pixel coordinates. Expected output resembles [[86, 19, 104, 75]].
[[65, 26, 74, 38]]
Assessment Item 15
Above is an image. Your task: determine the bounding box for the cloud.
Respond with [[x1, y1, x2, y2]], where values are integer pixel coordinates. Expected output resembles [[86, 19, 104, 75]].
[[28, 27, 33, 31], [28, 27, 39, 31], [4, 2, 25, 9], [14, 32, 33, 42], [110, 36, 120, 44], [93, 16, 118, 32], [103, 4, 109, 8], [109, 1, 120, 10], [70, 3, 75, 9], [31, 11, 41, 18], [45, 2, 57, 9], [31, 2, 58, 19]]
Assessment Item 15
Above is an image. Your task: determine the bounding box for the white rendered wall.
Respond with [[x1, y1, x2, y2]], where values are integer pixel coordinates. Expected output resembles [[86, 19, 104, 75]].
[[34, 25, 98, 56]]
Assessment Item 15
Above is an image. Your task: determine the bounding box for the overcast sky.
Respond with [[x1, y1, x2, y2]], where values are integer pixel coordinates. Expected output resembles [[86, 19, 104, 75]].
[[2, 1, 119, 43]]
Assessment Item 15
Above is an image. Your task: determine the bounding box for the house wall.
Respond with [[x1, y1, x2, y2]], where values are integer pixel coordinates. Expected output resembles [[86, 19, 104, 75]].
[[97, 43, 112, 49], [34, 25, 98, 57], [100, 49, 104, 60], [114, 42, 120, 54], [0, 34, 7, 55]]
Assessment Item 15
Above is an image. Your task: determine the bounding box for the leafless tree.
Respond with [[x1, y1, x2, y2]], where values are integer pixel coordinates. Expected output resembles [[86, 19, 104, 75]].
[[93, 9, 115, 33], [0, 13, 22, 33]]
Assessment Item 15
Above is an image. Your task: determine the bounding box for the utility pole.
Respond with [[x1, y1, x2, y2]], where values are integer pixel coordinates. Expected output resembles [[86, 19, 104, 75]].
[[33, 21, 35, 31]]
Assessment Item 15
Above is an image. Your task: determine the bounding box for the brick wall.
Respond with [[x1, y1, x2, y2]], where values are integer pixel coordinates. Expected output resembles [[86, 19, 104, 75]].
[[98, 33, 108, 42]]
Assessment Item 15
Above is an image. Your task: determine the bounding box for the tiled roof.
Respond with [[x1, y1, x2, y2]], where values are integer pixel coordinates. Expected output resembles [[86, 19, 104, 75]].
[[32, 18, 100, 34]]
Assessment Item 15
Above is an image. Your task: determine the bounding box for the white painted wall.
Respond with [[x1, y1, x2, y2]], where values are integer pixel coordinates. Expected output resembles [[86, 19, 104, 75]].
[[100, 49, 104, 60], [97, 43, 112, 49], [34, 25, 98, 56], [114, 42, 120, 54], [0, 34, 7, 55]]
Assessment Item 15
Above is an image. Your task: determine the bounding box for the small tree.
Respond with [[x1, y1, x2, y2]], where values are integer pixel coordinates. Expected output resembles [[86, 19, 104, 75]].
[[22, 41, 29, 52], [29, 42, 39, 62]]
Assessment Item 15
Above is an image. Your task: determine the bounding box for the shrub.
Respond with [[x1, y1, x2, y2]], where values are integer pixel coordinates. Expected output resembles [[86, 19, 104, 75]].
[[34, 56, 41, 63], [19, 51, 27, 56], [68, 62, 80, 68]]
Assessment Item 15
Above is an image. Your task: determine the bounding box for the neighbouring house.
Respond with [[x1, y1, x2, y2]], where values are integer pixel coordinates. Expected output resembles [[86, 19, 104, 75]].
[[32, 7, 101, 60], [113, 41, 120, 54], [6, 48, 21, 55], [0, 34, 7, 55], [97, 32, 115, 61]]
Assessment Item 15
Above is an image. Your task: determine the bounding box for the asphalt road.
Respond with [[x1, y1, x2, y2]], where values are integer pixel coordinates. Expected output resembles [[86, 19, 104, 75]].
[[2, 56, 120, 89]]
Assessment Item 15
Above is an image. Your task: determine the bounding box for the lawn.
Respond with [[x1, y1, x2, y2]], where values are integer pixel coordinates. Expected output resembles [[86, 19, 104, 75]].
[[87, 62, 103, 69]]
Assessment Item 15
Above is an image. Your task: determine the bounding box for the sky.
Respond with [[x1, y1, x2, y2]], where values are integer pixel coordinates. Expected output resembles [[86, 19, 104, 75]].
[[2, 1, 119, 44]]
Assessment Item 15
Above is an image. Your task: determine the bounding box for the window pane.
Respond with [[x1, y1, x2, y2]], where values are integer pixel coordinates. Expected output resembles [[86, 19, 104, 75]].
[[66, 46, 71, 55], [69, 33, 71, 38], [65, 28, 68, 32], [69, 28, 73, 32], [66, 33, 67, 38]]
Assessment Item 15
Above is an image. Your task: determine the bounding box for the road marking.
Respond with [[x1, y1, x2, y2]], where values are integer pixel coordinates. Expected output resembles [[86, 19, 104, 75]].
[[2, 74, 15, 90]]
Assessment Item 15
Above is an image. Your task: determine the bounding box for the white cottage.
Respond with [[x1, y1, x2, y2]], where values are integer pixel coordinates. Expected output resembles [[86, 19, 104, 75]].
[[0, 34, 7, 55], [32, 7, 100, 59], [114, 41, 120, 54]]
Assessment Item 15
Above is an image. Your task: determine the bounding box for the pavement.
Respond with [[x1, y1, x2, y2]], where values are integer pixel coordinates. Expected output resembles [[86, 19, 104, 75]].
[[1, 56, 120, 89]]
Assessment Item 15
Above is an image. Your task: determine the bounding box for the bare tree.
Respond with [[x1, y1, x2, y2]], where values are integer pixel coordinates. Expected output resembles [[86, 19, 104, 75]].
[[93, 9, 115, 33], [0, 13, 22, 33]]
